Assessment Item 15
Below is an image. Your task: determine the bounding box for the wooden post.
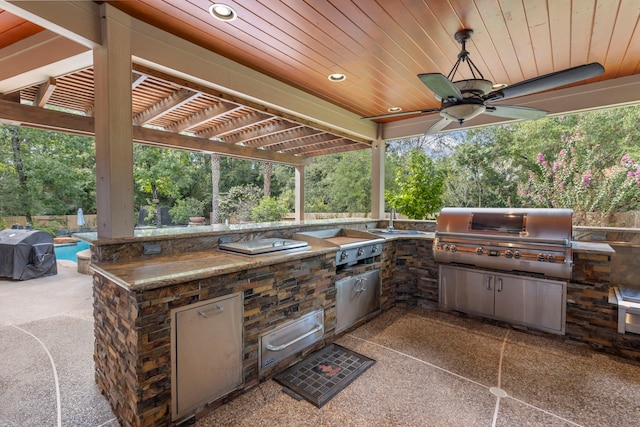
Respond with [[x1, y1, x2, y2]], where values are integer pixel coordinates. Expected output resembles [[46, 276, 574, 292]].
[[93, 4, 134, 237], [371, 133, 385, 219], [295, 165, 304, 222]]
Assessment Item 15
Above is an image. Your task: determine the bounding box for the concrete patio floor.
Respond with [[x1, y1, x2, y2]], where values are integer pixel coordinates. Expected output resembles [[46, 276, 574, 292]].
[[3, 260, 640, 427], [0, 260, 118, 427]]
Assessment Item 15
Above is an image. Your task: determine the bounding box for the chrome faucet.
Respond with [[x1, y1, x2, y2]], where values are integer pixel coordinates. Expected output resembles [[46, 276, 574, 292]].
[[388, 207, 396, 232]]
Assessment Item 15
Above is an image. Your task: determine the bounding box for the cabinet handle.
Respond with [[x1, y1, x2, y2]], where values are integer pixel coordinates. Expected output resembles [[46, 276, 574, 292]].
[[497, 278, 503, 292], [265, 322, 323, 351], [486, 276, 492, 290], [198, 304, 224, 318], [355, 277, 367, 294]]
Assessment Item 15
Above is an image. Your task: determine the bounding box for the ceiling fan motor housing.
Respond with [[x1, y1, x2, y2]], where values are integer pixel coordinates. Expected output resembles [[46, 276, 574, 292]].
[[440, 98, 486, 123]]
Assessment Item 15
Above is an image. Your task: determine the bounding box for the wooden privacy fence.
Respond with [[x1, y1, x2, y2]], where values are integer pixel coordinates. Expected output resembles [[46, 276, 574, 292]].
[[2, 214, 97, 231]]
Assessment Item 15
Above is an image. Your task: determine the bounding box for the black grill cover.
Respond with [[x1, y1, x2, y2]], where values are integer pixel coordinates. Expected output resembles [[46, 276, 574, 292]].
[[0, 229, 57, 280]]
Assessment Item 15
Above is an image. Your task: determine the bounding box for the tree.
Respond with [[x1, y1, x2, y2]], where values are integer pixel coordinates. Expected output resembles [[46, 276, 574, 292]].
[[168, 197, 206, 224], [0, 125, 95, 218], [211, 153, 221, 223], [219, 184, 263, 222], [386, 149, 445, 219], [303, 150, 372, 213], [250, 196, 288, 222]]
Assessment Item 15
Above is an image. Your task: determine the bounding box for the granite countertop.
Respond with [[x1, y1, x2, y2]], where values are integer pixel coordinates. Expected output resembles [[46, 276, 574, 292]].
[[571, 241, 615, 254], [91, 230, 614, 292], [92, 242, 336, 292]]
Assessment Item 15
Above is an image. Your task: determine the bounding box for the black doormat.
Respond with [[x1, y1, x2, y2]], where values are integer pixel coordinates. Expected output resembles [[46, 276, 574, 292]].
[[273, 343, 375, 408]]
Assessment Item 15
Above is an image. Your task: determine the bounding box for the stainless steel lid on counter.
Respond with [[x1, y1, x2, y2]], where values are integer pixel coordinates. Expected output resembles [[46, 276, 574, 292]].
[[219, 238, 308, 255]]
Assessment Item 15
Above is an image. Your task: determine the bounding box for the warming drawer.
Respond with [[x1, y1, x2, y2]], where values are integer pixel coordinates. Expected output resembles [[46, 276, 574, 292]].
[[259, 309, 324, 373]]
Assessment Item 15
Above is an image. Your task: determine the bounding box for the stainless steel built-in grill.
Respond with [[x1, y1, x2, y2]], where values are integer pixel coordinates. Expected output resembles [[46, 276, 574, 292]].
[[433, 208, 573, 279]]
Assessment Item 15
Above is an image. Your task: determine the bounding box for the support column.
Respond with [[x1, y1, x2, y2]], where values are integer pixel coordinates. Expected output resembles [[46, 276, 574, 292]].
[[295, 165, 304, 222], [371, 132, 385, 219], [93, 4, 134, 237]]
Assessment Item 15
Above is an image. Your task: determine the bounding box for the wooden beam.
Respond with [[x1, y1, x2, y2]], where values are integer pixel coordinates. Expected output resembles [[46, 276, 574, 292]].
[[0, 99, 306, 165], [132, 88, 199, 125], [196, 111, 270, 139], [133, 126, 306, 166], [0, 98, 94, 134], [166, 102, 242, 133], [132, 63, 374, 145], [131, 72, 146, 89], [34, 77, 57, 107], [224, 121, 301, 146]]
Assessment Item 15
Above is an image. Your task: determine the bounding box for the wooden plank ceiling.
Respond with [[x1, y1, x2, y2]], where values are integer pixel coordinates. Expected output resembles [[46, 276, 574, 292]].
[[1, 1, 640, 160], [107, 0, 640, 120]]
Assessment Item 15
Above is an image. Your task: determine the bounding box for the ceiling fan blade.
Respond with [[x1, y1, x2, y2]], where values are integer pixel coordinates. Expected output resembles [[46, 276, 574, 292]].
[[485, 105, 548, 120], [361, 108, 440, 120], [418, 73, 463, 101], [485, 62, 604, 101], [425, 117, 452, 134]]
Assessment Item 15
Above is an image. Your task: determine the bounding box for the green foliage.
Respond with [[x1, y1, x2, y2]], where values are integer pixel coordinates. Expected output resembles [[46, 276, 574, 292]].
[[304, 151, 372, 213], [386, 150, 445, 219], [168, 197, 206, 224], [250, 196, 288, 222], [219, 184, 263, 222], [0, 125, 95, 216], [34, 224, 57, 238]]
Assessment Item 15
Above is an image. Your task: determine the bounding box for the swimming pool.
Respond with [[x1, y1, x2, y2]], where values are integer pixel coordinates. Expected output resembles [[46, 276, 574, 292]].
[[54, 240, 90, 262]]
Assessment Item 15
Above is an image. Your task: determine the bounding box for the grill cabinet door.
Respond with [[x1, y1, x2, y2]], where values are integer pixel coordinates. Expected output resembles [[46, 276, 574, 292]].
[[494, 275, 566, 333], [172, 292, 243, 420], [439, 265, 494, 316], [336, 270, 380, 333]]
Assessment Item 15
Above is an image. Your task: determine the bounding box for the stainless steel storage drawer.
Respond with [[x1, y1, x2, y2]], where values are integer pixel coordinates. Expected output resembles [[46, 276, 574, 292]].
[[259, 309, 324, 373]]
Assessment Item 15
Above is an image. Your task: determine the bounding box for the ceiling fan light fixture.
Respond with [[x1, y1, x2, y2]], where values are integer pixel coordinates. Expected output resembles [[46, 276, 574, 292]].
[[209, 3, 237, 22], [492, 83, 508, 90], [328, 73, 346, 82], [440, 103, 486, 123]]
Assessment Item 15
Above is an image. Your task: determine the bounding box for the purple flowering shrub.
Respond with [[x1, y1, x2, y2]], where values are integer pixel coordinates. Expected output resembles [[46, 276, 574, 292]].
[[518, 143, 640, 222]]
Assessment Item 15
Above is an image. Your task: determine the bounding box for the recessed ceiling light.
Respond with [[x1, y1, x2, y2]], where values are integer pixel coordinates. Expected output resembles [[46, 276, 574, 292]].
[[328, 73, 346, 82], [388, 107, 402, 113], [209, 3, 237, 22], [492, 83, 508, 90]]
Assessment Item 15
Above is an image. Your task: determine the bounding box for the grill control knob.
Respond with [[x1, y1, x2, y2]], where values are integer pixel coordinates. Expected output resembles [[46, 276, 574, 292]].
[[504, 249, 514, 258], [443, 244, 450, 251], [537, 253, 546, 262], [371, 244, 379, 254], [513, 251, 521, 259], [450, 245, 457, 252], [357, 247, 365, 257], [547, 255, 556, 263], [476, 247, 484, 255], [339, 251, 349, 261]]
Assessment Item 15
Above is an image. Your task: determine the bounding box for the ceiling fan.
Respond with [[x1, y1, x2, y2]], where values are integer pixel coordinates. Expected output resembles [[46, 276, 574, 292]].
[[362, 29, 605, 134]]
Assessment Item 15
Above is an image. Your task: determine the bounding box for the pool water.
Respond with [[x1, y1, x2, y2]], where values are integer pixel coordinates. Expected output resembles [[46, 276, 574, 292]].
[[54, 241, 90, 262]]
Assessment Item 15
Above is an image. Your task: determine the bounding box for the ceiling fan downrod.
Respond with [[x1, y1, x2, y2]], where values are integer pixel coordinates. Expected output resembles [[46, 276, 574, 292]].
[[447, 29, 485, 81]]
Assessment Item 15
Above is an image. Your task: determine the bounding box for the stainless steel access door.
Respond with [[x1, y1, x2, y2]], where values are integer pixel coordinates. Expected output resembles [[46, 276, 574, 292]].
[[335, 269, 381, 334], [171, 292, 244, 420]]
